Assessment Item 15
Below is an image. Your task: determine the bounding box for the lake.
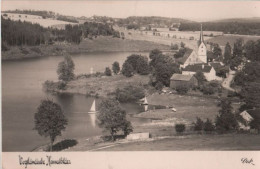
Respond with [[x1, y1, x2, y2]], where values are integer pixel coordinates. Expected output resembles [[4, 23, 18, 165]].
[[2, 51, 150, 152]]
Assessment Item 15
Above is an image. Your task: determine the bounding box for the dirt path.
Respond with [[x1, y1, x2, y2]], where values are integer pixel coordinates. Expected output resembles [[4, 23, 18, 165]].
[[222, 70, 236, 91]]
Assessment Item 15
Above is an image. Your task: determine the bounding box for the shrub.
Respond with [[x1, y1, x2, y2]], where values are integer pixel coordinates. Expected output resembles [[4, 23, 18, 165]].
[[114, 85, 145, 103], [104, 67, 112, 76], [112, 61, 120, 74], [203, 118, 215, 132], [155, 81, 164, 91], [175, 123, 186, 134], [201, 84, 215, 95], [121, 62, 134, 77], [57, 81, 67, 90], [176, 84, 189, 94], [31, 47, 42, 54], [123, 121, 133, 137], [194, 117, 204, 132]]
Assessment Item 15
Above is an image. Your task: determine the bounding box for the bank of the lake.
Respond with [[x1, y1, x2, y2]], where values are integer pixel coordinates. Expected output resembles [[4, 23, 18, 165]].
[[2, 36, 170, 60]]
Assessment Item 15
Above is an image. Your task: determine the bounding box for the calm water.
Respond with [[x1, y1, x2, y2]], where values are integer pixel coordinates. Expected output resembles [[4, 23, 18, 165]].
[[2, 51, 150, 152]]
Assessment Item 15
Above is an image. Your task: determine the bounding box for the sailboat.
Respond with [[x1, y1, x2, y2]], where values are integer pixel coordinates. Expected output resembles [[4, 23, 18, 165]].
[[88, 99, 98, 114], [141, 96, 148, 105]]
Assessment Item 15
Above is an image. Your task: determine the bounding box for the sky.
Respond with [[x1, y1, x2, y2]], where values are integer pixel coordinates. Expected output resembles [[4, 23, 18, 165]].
[[1, 1, 260, 21]]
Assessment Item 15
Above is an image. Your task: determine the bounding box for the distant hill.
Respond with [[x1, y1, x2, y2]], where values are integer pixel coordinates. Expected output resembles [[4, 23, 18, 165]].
[[212, 17, 260, 23], [116, 16, 194, 29], [3, 9, 79, 23]]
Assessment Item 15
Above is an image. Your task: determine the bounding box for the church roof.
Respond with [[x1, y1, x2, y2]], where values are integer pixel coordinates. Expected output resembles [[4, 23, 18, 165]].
[[170, 74, 194, 81], [182, 64, 212, 73], [176, 48, 193, 64], [198, 24, 205, 46]]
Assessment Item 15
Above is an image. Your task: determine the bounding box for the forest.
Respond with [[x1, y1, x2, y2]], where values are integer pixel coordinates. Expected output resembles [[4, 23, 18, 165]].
[[1, 17, 119, 50], [179, 22, 260, 35]]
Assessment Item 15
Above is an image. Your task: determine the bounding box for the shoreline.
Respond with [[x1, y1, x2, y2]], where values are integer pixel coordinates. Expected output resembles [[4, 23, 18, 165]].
[[1, 36, 170, 61]]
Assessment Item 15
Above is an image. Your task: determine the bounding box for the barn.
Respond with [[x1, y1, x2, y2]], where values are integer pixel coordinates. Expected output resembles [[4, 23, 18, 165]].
[[170, 74, 198, 89]]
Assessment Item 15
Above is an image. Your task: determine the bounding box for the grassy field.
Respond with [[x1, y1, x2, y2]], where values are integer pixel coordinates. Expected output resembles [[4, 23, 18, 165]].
[[206, 34, 260, 46], [2, 36, 170, 60], [98, 133, 260, 151], [57, 74, 150, 97]]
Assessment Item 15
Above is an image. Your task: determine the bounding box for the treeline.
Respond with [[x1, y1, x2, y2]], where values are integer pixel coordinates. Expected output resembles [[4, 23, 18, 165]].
[[2, 17, 119, 49], [4, 9, 79, 23], [117, 16, 191, 29], [179, 22, 260, 35], [2, 17, 49, 47]]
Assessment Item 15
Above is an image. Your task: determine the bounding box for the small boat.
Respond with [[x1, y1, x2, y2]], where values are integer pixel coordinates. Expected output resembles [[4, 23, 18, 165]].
[[88, 99, 98, 114], [141, 97, 148, 105]]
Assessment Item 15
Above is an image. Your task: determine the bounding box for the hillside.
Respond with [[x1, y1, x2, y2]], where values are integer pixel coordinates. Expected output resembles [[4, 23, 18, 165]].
[[212, 17, 260, 23]]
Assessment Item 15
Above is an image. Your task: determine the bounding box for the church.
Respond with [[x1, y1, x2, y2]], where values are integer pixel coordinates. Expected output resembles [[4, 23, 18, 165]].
[[179, 25, 207, 68], [177, 25, 221, 81]]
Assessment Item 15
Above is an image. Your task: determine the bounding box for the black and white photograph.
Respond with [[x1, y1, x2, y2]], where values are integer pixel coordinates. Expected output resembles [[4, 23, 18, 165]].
[[1, 0, 260, 168]]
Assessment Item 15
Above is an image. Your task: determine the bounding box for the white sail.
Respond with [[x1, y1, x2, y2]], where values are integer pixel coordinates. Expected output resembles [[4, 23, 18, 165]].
[[90, 99, 96, 112], [144, 105, 148, 112], [144, 97, 148, 104]]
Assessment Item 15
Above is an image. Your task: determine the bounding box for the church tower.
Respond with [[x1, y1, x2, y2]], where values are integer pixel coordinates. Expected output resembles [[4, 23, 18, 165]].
[[197, 24, 207, 63]]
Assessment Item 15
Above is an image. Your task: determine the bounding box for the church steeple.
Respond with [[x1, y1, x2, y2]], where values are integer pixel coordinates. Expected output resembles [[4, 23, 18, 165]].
[[199, 24, 204, 45]]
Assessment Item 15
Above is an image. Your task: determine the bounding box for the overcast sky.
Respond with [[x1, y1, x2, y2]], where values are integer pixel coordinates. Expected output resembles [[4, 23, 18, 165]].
[[2, 1, 260, 21]]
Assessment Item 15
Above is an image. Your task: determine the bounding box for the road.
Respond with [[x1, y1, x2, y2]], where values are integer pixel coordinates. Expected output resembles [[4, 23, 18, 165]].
[[222, 69, 236, 91]]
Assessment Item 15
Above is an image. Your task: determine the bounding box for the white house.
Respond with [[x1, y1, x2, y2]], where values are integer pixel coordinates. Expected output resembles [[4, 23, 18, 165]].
[[239, 109, 260, 132], [182, 64, 218, 81]]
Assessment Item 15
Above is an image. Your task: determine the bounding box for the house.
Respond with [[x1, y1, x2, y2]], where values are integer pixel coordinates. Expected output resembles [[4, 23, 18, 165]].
[[182, 64, 218, 81], [170, 74, 198, 89], [239, 109, 260, 132]]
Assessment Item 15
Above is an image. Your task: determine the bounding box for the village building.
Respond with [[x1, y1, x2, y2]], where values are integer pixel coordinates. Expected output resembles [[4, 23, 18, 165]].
[[178, 24, 207, 68], [170, 73, 198, 89], [182, 63, 219, 81], [239, 109, 260, 133]]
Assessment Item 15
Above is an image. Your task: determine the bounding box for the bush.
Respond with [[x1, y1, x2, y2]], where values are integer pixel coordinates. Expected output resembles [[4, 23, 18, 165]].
[[194, 117, 204, 132], [201, 84, 215, 95], [57, 81, 67, 90], [112, 61, 120, 74], [155, 81, 164, 91], [121, 62, 134, 77], [31, 47, 42, 54], [175, 123, 186, 134], [123, 121, 133, 137], [203, 118, 215, 132], [114, 85, 145, 103], [176, 84, 189, 94], [104, 67, 112, 76]]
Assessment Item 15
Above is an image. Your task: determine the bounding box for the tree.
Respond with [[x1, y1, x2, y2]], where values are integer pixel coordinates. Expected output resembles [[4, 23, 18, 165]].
[[114, 85, 145, 103], [112, 61, 120, 74], [203, 118, 215, 132], [194, 117, 204, 132], [121, 62, 134, 77], [180, 42, 185, 48], [150, 54, 180, 86], [57, 55, 75, 81], [149, 49, 162, 60], [123, 54, 150, 75], [105, 67, 112, 76], [97, 99, 132, 141], [194, 71, 206, 86], [212, 43, 222, 59], [175, 124, 186, 134], [34, 99, 68, 151], [215, 98, 237, 132]]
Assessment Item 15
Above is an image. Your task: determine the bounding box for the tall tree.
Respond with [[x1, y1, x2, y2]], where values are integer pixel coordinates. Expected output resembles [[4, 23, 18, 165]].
[[215, 98, 237, 132], [57, 55, 75, 81], [34, 99, 68, 151], [112, 61, 120, 74], [223, 42, 232, 64], [97, 99, 132, 141]]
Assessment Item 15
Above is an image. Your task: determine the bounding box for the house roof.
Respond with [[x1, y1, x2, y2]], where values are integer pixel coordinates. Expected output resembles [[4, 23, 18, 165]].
[[182, 64, 213, 73], [247, 109, 260, 120], [170, 74, 194, 81], [176, 48, 193, 64], [210, 62, 222, 69]]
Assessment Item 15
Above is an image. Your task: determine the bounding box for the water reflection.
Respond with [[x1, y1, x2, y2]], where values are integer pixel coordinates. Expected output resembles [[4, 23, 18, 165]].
[[89, 114, 97, 127]]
